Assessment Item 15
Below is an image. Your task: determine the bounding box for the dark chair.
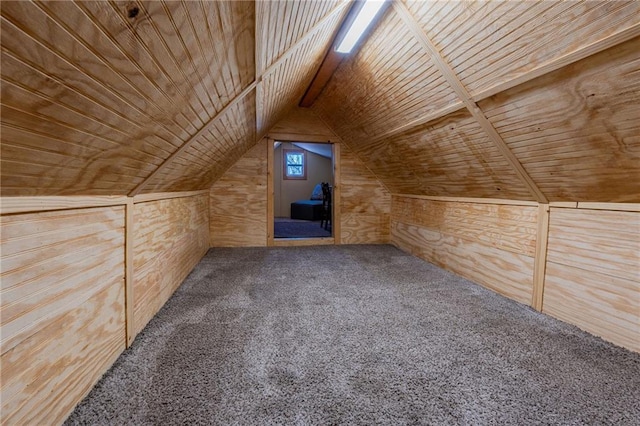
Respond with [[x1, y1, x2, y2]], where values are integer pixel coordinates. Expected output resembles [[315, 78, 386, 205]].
[[320, 182, 332, 231]]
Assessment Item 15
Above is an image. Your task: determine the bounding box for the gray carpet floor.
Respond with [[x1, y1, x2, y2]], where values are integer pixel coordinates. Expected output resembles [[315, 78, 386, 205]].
[[65, 245, 640, 425]]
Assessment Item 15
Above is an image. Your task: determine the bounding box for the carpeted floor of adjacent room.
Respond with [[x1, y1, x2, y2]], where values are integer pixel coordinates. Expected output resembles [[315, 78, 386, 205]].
[[65, 245, 640, 425], [274, 218, 331, 239]]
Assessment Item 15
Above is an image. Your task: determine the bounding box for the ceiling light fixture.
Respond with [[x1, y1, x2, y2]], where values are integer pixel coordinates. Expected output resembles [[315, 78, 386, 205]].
[[335, 0, 387, 54]]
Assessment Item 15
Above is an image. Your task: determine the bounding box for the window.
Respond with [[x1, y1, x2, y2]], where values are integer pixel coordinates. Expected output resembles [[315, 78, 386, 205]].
[[283, 149, 306, 180]]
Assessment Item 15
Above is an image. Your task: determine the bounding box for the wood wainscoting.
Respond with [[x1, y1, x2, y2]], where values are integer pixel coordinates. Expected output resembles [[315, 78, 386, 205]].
[[390, 195, 538, 305], [0, 190, 210, 424]]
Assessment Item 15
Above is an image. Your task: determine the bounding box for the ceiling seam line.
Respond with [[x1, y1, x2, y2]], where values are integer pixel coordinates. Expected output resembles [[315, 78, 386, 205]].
[[129, 81, 257, 196], [370, 8, 639, 155], [393, 0, 548, 203], [311, 108, 395, 196]]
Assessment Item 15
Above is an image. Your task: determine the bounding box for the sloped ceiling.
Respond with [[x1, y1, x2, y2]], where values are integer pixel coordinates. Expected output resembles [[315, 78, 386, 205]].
[[0, 0, 349, 196], [313, 0, 640, 202], [1, 1, 639, 202]]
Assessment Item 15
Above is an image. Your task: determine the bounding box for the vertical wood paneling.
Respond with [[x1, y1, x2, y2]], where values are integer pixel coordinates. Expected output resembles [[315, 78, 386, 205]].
[[259, 10, 343, 136], [543, 207, 639, 351], [210, 142, 268, 247], [132, 193, 209, 336], [266, 107, 391, 245], [390, 196, 537, 304], [314, 7, 459, 150], [1, 206, 126, 425], [258, 1, 346, 72]]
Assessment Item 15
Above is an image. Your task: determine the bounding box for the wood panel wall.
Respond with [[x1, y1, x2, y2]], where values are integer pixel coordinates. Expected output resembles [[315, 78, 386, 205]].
[[209, 107, 390, 247], [1, 191, 210, 423], [340, 144, 391, 244], [271, 107, 391, 245], [543, 207, 639, 352], [210, 142, 268, 247], [1, 206, 126, 425], [390, 196, 639, 352], [132, 193, 209, 336], [390, 196, 538, 305]]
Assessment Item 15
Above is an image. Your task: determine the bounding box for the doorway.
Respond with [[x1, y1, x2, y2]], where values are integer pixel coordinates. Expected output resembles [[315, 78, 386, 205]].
[[273, 141, 334, 239]]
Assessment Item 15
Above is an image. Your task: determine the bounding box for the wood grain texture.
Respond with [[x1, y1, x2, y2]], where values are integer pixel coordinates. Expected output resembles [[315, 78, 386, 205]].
[[394, 1, 546, 203], [125, 199, 134, 346], [1, 206, 126, 425], [314, 6, 459, 152], [273, 237, 335, 247], [268, 107, 337, 142], [130, 83, 258, 196], [532, 204, 550, 311], [332, 142, 341, 243], [479, 38, 640, 202], [0, 195, 127, 214], [210, 143, 268, 247], [391, 196, 538, 256], [391, 220, 534, 305], [543, 207, 639, 351], [403, 0, 640, 98], [140, 90, 258, 194], [340, 144, 391, 244], [259, 9, 344, 136], [257, 1, 348, 73], [375, 109, 534, 199], [267, 139, 275, 245], [392, 194, 537, 207], [267, 108, 390, 245], [390, 196, 536, 304], [0, 0, 254, 195], [132, 193, 209, 336]]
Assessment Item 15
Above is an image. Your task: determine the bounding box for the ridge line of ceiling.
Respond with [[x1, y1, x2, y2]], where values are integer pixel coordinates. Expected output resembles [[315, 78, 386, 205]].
[[260, 1, 350, 79], [133, 1, 350, 196], [393, 0, 547, 204]]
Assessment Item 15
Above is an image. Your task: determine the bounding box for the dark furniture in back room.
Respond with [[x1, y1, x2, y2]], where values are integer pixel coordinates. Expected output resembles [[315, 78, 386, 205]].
[[290, 183, 323, 221]]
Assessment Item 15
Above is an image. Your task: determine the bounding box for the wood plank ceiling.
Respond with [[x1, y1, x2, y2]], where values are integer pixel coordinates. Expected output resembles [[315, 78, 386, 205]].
[[1, 0, 639, 202], [1, 0, 349, 196], [313, 0, 640, 202]]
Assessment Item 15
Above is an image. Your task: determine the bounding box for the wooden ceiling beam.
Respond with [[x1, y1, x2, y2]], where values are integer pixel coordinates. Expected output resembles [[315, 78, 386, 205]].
[[471, 22, 640, 102], [255, 2, 264, 137], [129, 81, 257, 196], [132, 2, 350, 196], [366, 8, 639, 151], [256, 1, 350, 141], [368, 101, 465, 144], [394, 0, 548, 203], [299, 1, 393, 107], [261, 2, 350, 79]]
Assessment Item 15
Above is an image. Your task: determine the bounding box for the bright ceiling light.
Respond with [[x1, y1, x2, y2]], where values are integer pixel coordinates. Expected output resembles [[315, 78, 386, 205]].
[[335, 0, 387, 54]]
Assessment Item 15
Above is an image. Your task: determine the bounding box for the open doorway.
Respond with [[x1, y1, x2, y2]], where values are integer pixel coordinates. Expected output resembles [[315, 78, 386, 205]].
[[273, 141, 333, 239]]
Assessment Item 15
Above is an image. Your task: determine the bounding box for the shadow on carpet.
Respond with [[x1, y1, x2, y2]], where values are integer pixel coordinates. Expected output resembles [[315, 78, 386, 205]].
[[65, 245, 640, 425]]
